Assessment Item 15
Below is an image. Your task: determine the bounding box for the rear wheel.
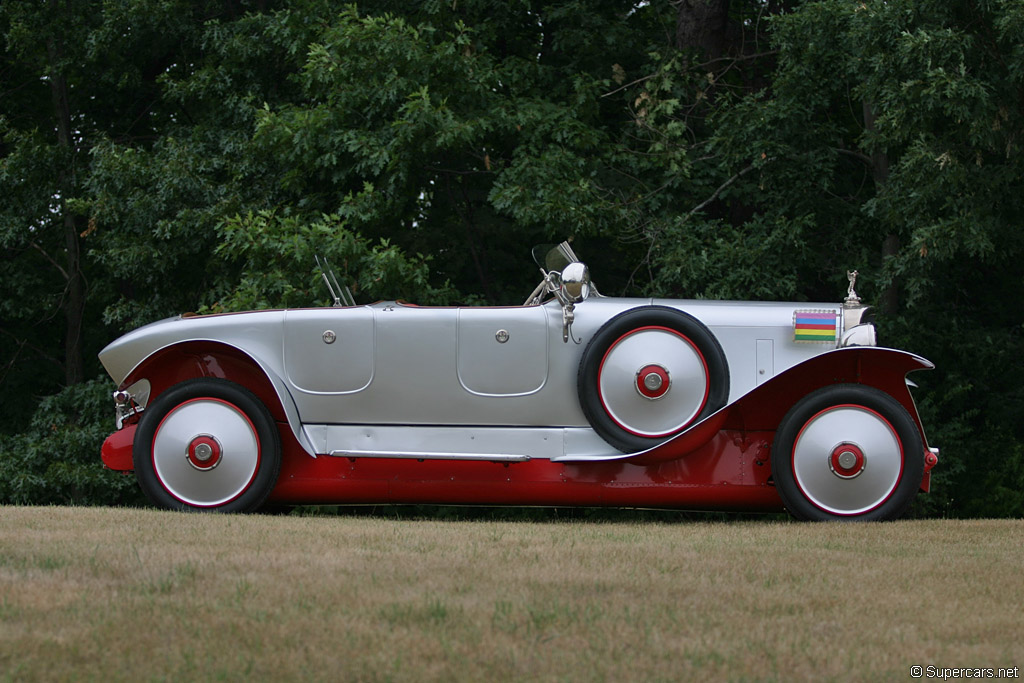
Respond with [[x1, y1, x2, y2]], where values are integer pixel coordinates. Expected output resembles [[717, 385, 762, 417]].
[[133, 378, 281, 512], [772, 384, 924, 521]]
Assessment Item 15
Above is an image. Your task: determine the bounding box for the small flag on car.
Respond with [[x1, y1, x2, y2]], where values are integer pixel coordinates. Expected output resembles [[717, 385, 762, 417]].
[[794, 310, 838, 343]]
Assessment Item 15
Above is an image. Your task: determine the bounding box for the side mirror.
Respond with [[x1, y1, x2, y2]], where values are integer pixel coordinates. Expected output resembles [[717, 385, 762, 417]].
[[560, 262, 590, 303]]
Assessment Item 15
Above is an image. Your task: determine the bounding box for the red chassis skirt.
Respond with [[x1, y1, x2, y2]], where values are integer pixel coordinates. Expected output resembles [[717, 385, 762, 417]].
[[104, 422, 784, 512], [265, 427, 785, 512]]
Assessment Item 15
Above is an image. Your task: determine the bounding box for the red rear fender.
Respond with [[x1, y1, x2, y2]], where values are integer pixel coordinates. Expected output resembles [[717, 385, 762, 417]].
[[119, 341, 287, 422], [115, 341, 315, 461]]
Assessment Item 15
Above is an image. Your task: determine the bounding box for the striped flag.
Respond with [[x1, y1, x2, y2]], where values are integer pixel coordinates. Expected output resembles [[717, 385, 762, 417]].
[[794, 310, 838, 343]]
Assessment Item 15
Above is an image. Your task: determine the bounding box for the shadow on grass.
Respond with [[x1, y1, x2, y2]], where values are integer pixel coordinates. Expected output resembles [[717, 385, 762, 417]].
[[272, 504, 793, 524]]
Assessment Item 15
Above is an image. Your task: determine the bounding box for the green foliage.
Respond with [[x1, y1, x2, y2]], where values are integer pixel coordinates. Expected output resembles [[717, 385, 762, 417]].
[[248, 4, 636, 300], [0, 379, 144, 506], [209, 211, 463, 310], [650, 214, 815, 302]]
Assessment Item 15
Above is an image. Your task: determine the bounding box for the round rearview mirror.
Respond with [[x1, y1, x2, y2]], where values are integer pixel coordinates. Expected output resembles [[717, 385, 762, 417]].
[[561, 262, 591, 303]]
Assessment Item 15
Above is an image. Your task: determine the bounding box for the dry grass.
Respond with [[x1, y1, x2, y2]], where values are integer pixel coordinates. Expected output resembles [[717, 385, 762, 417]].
[[1, 507, 1022, 682]]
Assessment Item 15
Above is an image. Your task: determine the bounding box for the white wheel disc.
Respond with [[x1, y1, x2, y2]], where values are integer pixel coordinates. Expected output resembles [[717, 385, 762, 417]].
[[791, 405, 904, 515], [597, 326, 709, 437], [151, 398, 261, 507]]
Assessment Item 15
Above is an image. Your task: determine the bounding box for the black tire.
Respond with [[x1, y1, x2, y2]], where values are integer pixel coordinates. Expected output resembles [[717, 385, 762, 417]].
[[772, 384, 924, 521], [578, 306, 729, 452], [133, 378, 282, 512]]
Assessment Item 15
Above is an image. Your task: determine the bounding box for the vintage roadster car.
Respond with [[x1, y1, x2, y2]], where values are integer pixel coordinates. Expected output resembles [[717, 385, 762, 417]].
[[99, 242, 938, 520]]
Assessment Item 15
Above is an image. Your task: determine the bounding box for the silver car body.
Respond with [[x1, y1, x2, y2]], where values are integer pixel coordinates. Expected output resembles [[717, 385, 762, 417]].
[[99, 296, 848, 462]]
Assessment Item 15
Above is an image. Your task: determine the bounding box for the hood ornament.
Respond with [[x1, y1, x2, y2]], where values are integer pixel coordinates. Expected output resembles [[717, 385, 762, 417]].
[[844, 270, 861, 307]]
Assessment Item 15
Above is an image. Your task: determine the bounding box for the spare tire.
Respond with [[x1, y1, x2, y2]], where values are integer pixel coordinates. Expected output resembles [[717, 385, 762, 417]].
[[578, 306, 730, 453]]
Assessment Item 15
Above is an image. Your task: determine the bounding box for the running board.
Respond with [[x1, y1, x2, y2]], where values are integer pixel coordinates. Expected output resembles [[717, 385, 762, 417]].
[[327, 449, 531, 462], [303, 424, 615, 462]]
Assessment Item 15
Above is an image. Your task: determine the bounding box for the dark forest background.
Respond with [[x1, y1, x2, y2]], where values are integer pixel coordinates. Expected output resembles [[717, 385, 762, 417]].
[[2, 0, 1022, 516]]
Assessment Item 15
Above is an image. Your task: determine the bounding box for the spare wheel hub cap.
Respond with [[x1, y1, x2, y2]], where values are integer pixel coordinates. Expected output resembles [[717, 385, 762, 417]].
[[187, 434, 223, 471], [635, 364, 671, 400], [829, 442, 865, 479]]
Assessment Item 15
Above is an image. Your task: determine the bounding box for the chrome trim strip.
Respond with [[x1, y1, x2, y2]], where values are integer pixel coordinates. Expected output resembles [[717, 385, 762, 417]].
[[327, 449, 531, 462]]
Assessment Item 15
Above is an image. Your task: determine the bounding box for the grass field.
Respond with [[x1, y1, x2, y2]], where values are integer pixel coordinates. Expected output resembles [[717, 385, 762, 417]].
[[1, 507, 1022, 682]]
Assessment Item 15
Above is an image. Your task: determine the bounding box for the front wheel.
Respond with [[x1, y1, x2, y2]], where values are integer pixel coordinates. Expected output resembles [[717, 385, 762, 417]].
[[772, 384, 924, 521], [133, 378, 281, 512]]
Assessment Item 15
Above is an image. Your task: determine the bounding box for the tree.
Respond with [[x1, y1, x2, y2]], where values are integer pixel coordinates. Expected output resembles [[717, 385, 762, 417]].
[[1, 2, 94, 394], [2, 1, 284, 424]]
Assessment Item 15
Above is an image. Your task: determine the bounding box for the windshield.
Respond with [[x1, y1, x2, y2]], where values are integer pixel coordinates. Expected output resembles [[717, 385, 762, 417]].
[[532, 241, 581, 273]]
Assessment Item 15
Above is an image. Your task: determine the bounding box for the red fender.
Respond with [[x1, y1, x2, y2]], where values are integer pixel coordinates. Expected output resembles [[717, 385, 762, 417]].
[[118, 341, 288, 423], [104, 341, 310, 473], [628, 347, 935, 466], [101, 423, 137, 471]]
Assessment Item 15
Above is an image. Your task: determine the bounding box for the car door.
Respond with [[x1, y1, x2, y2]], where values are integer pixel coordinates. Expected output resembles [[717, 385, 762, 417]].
[[283, 303, 553, 426]]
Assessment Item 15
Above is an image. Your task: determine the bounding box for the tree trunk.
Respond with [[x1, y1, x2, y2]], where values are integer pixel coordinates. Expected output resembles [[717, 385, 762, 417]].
[[46, 25, 86, 386], [675, 0, 731, 59]]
